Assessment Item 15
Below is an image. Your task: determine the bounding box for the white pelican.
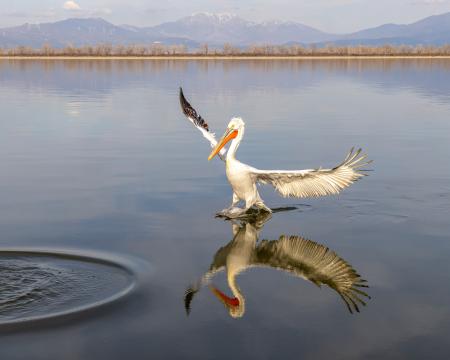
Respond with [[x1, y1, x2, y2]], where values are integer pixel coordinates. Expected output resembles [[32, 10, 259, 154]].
[[184, 213, 370, 318], [180, 88, 372, 218]]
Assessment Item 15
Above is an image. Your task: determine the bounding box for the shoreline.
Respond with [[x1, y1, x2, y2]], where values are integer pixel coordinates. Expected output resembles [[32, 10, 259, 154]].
[[1, 55, 450, 60]]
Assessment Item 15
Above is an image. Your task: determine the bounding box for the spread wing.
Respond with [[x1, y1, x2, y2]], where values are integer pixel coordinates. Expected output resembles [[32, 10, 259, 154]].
[[179, 87, 226, 161], [254, 235, 370, 313], [252, 148, 372, 198]]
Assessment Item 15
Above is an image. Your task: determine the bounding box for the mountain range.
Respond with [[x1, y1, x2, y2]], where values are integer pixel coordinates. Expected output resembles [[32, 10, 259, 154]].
[[1, 11, 449, 48]]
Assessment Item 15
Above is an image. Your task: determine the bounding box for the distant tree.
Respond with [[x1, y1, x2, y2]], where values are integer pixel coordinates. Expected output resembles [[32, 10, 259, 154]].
[[95, 43, 113, 56], [222, 43, 232, 55], [41, 43, 54, 56], [199, 43, 209, 55]]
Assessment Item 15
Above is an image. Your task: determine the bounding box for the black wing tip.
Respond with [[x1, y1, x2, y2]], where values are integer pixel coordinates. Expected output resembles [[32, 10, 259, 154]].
[[179, 87, 193, 118], [178, 87, 210, 132], [179, 87, 188, 107], [184, 287, 197, 316]]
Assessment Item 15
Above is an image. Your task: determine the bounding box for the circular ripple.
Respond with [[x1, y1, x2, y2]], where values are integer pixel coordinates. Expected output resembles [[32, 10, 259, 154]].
[[0, 249, 138, 325]]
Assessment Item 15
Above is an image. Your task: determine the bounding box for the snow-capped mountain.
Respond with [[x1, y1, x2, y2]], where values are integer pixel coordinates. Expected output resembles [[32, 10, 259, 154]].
[[146, 12, 334, 45], [0, 12, 449, 49]]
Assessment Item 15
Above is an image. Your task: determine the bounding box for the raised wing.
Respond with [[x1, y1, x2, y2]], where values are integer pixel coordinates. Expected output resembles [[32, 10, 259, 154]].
[[254, 235, 370, 313], [179, 87, 226, 161], [252, 148, 372, 198]]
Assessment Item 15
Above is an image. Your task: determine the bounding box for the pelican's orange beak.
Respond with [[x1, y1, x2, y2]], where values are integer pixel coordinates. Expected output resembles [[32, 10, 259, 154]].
[[210, 286, 240, 309], [208, 129, 238, 161]]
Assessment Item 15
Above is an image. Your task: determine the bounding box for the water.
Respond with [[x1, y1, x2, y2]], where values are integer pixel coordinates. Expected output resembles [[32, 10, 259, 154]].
[[0, 250, 135, 324], [0, 59, 449, 359]]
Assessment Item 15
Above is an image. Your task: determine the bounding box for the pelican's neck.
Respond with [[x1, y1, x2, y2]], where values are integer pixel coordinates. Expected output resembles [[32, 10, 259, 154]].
[[227, 271, 245, 317], [226, 127, 244, 161]]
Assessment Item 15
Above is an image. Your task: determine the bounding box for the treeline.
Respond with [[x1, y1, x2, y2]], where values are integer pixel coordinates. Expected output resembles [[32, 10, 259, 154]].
[[0, 43, 188, 56], [2, 43, 450, 56]]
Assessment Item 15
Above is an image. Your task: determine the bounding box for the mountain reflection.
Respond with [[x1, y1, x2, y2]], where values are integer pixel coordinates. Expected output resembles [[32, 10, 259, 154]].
[[185, 212, 370, 318]]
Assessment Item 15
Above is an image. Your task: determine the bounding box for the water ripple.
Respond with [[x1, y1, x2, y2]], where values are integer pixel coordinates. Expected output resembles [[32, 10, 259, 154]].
[[0, 249, 148, 325]]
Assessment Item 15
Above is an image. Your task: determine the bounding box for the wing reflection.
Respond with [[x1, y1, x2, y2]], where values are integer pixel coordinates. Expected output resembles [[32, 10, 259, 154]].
[[185, 212, 370, 318]]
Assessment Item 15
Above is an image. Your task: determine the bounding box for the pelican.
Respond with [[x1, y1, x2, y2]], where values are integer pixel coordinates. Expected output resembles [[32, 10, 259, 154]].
[[179, 88, 372, 218], [184, 212, 370, 318]]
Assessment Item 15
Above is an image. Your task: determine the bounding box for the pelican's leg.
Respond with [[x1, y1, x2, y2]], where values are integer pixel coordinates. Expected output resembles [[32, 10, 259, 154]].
[[216, 193, 242, 217], [254, 200, 272, 213], [231, 192, 240, 208]]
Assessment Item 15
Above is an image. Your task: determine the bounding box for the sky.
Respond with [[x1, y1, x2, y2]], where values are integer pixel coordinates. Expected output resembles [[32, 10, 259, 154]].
[[1, 0, 450, 33]]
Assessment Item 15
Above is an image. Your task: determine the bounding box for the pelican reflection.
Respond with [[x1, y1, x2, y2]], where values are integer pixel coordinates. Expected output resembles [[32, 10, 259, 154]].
[[185, 212, 370, 318]]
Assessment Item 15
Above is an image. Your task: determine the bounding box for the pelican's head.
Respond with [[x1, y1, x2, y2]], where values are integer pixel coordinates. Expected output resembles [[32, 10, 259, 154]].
[[227, 117, 245, 130], [208, 117, 245, 161]]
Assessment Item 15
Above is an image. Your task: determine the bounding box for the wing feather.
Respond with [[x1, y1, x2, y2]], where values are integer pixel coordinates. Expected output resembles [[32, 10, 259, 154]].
[[252, 147, 372, 198], [254, 235, 370, 313], [179, 87, 226, 161]]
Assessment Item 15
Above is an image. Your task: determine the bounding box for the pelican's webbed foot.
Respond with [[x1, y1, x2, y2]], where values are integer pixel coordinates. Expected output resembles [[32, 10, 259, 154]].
[[216, 205, 273, 220], [216, 206, 248, 219]]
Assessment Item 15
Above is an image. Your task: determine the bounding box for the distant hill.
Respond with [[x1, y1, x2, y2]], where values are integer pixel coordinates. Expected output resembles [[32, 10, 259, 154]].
[[0, 17, 197, 48], [0, 11, 449, 49], [330, 11, 450, 46]]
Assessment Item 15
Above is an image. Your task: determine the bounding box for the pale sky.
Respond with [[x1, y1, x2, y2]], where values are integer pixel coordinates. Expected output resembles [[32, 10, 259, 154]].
[[1, 0, 450, 33]]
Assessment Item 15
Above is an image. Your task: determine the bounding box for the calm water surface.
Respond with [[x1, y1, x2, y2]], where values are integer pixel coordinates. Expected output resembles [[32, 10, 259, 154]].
[[0, 59, 450, 359]]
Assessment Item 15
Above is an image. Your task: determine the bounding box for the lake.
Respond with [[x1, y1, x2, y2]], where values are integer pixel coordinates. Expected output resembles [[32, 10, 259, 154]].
[[0, 58, 449, 359]]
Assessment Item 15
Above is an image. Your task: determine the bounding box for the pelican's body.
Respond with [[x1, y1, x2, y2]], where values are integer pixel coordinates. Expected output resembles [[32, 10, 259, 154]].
[[184, 213, 370, 318], [225, 154, 271, 215], [180, 88, 372, 218]]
